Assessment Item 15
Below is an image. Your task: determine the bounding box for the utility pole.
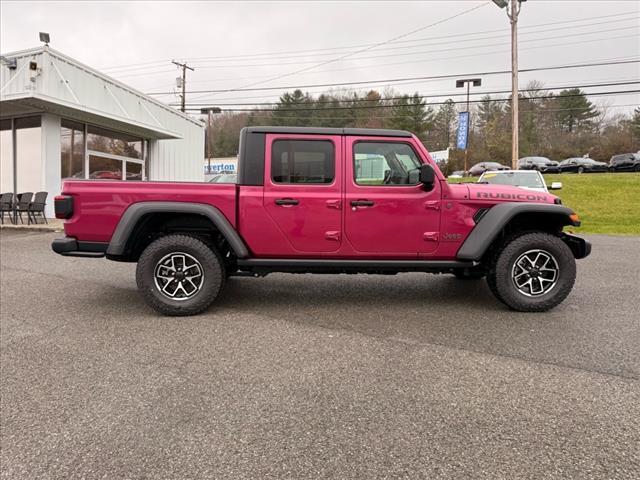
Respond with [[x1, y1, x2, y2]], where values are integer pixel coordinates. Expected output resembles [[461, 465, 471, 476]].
[[456, 78, 482, 173], [509, 0, 520, 169], [493, 0, 524, 169], [172, 60, 194, 113]]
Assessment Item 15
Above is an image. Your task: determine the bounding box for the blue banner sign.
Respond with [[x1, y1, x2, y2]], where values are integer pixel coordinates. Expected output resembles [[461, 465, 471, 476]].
[[456, 111, 470, 150]]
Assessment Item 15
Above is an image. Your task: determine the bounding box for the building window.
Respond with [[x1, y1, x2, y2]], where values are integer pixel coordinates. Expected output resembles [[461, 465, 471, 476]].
[[61, 120, 85, 179], [271, 139, 334, 184], [0, 119, 12, 194], [61, 121, 146, 181], [87, 125, 142, 160]]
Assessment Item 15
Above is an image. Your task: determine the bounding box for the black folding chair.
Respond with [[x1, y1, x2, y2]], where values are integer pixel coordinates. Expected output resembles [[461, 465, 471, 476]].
[[0, 193, 15, 224], [15, 192, 33, 225], [28, 191, 48, 224]]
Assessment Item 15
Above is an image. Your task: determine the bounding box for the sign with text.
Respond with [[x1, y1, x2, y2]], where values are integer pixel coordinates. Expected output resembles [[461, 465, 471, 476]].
[[456, 111, 470, 150]]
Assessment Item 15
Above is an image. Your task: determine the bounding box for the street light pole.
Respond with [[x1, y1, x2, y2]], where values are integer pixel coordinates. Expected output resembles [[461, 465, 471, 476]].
[[200, 107, 222, 175]]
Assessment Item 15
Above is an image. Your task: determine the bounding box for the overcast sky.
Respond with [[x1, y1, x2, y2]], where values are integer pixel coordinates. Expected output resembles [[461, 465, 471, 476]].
[[1, 0, 638, 117]]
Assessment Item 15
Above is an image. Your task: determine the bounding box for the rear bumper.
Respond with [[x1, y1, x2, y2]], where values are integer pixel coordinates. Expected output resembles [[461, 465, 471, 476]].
[[561, 233, 591, 259], [52, 237, 107, 258]]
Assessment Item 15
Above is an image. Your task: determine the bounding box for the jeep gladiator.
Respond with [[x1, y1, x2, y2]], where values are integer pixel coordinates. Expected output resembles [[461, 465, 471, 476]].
[[52, 126, 591, 315]]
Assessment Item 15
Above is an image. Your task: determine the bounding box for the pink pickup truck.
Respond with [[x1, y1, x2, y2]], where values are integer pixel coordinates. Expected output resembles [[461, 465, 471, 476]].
[[53, 127, 590, 315]]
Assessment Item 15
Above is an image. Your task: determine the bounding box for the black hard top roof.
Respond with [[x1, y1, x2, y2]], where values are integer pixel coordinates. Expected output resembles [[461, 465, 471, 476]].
[[244, 126, 413, 137]]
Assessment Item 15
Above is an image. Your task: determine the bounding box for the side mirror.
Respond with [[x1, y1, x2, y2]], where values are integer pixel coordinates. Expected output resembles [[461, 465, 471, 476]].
[[420, 164, 435, 190], [549, 182, 562, 190]]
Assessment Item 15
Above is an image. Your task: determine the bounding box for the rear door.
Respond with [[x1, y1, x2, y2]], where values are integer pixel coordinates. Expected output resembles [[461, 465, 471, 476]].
[[344, 137, 441, 257], [263, 134, 342, 253]]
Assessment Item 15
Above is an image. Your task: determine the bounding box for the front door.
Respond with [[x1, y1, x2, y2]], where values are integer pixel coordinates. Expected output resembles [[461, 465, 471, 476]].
[[263, 134, 342, 254], [344, 138, 441, 257]]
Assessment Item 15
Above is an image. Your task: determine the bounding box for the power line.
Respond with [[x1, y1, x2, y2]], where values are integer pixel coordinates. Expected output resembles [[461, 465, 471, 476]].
[[146, 59, 640, 96], [180, 90, 640, 113], [98, 11, 638, 72], [186, 24, 640, 69], [171, 80, 640, 107], [183, 103, 639, 117], [225, 2, 492, 95]]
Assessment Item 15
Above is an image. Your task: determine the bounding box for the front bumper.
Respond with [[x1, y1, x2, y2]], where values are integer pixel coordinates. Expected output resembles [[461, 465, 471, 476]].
[[541, 166, 561, 173], [52, 236, 107, 258], [561, 233, 591, 259]]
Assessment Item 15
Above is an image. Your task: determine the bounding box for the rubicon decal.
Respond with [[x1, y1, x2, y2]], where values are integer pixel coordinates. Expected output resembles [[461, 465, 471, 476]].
[[476, 192, 548, 202]]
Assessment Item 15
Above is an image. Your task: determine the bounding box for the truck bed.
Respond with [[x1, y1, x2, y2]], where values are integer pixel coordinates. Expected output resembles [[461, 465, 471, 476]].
[[61, 180, 237, 243]]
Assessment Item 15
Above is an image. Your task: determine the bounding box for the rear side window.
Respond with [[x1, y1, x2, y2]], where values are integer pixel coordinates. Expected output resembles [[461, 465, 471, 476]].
[[271, 140, 334, 184]]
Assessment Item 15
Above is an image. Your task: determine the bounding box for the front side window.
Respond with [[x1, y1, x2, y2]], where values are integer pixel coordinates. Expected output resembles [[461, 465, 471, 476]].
[[271, 140, 334, 184], [354, 142, 421, 186]]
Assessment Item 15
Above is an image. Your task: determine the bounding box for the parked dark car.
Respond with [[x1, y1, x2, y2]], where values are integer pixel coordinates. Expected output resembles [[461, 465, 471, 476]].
[[517, 156, 560, 173], [468, 161, 509, 176], [559, 158, 608, 174], [609, 153, 640, 172]]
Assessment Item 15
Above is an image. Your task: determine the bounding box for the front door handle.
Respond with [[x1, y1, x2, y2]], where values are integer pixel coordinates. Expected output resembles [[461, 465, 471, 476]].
[[350, 200, 374, 207], [275, 198, 299, 206]]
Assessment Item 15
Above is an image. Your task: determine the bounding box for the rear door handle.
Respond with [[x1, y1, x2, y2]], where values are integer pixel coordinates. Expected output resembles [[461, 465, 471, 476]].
[[350, 200, 374, 207], [275, 198, 299, 206]]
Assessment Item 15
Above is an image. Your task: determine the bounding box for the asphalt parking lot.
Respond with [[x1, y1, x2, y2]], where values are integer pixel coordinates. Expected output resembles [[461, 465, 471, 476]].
[[1, 230, 639, 479]]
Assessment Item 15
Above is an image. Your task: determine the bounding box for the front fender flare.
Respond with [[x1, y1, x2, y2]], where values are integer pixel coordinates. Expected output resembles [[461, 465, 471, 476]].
[[456, 202, 578, 261], [105, 201, 249, 258]]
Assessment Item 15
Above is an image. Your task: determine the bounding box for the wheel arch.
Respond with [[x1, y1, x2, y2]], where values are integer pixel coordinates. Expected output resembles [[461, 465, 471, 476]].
[[457, 203, 579, 262], [105, 202, 249, 261]]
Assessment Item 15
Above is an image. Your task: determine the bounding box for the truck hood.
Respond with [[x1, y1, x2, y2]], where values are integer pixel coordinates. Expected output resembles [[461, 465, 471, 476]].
[[463, 182, 558, 204]]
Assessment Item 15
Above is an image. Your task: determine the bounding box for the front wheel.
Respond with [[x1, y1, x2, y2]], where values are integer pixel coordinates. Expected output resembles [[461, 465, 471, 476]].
[[136, 234, 225, 316], [487, 232, 576, 312], [577, 166, 585, 174]]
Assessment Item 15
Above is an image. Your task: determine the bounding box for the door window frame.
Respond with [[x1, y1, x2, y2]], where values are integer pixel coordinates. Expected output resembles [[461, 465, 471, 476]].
[[266, 135, 338, 189], [351, 139, 425, 189]]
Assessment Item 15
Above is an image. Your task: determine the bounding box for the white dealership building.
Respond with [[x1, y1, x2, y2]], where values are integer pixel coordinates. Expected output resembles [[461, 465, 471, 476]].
[[1, 46, 204, 217]]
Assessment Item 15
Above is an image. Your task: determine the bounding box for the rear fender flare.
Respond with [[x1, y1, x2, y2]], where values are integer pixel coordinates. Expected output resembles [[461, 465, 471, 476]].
[[106, 202, 249, 258], [456, 202, 577, 261]]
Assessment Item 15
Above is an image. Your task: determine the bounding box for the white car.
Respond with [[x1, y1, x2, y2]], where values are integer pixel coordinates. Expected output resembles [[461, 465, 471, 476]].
[[478, 170, 561, 194]]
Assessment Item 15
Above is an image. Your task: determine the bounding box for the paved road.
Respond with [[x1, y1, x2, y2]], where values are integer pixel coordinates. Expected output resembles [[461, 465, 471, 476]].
[[1, 230, 639, 479]]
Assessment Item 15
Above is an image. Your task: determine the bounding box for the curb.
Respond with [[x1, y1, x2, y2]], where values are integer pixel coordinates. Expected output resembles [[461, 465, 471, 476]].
[[0, 224, 63, 233]]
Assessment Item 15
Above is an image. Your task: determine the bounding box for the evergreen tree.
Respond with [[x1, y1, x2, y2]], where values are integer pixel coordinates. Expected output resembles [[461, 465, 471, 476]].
[[429, 99, 456, 151], [553, 89, 599, 133]]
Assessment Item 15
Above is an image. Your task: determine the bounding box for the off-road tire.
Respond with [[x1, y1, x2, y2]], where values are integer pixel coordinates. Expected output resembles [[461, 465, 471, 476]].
[[136, 234, 225, 316], [486, 232, 576, 312]]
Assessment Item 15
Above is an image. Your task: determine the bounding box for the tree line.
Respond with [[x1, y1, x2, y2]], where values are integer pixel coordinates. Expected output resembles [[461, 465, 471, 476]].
[[206, 81, 640, 173]]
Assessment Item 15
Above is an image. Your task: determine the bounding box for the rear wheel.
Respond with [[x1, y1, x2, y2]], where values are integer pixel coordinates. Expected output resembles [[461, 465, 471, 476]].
[[136, 234, 225, 316], [487, 232, 576, 312]]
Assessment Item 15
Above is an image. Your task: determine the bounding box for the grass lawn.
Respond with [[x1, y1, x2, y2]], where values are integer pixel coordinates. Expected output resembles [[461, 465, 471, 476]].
[[449, 173, 640, 235]]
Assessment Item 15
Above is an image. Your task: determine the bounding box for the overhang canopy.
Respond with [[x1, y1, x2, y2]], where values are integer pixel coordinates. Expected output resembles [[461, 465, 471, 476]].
[[0, 47, 203, 139]]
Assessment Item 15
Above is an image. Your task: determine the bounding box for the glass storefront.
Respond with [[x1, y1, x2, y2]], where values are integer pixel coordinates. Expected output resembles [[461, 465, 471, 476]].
[[61, 120, 85, 179], [0, 119, 12, 193], [61, 121, 146, 181], [0, 116, 42, 195]]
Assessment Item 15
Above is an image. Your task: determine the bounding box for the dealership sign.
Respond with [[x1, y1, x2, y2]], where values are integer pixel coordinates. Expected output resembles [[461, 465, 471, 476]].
[[456, 111, 469, 150]]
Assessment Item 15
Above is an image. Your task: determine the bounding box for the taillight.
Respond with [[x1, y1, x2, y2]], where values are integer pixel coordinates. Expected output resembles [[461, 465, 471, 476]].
[[54, 195, 74, 219]]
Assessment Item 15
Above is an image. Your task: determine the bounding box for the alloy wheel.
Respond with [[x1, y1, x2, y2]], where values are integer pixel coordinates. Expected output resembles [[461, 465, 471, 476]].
[[153, 252, 204, 300], [511, 249, 559, 297]]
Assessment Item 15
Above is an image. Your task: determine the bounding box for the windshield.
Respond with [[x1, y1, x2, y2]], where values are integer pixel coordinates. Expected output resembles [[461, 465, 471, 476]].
[[479, 171, 545, 189]]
